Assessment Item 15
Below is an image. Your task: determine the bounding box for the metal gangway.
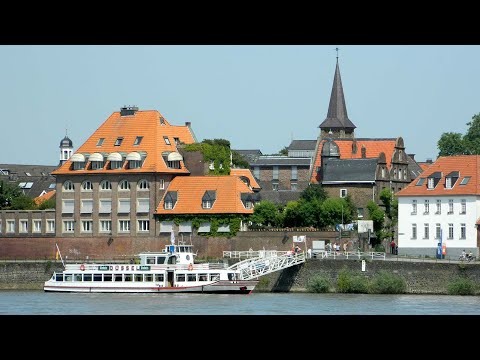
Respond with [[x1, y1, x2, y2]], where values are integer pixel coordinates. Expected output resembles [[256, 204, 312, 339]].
[[226, 251, 306, 280]]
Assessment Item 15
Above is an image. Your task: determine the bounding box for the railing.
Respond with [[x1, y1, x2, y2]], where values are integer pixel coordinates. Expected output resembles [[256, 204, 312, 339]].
[[223, 250, 288, 259], [313, 250, 386, 260]]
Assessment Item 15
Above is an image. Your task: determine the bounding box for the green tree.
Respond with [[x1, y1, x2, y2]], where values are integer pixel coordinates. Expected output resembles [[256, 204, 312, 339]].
[[366, 200, 385, 245], [319, 198, 347, 228], [231, 150, 250, 168], [463, 113, 480, 154], [437, 113, 480, 156], [38, 198, 56, 210], [249, 201, 282, 227], [0, 181, 22, 209], [300, 184, 328, 203], [278, 146, 288, 156]]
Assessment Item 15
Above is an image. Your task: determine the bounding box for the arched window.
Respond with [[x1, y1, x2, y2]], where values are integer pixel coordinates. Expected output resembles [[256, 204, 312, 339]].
[[82, 180, 93, 191], [63, 180, 74, 191], [100, 180, 112, 191], [119, 179, 131, 191], [137, 179, 150, 190]]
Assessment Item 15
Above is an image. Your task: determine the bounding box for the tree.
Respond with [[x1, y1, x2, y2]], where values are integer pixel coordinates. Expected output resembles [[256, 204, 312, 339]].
[[366, 200, 386, 246], [249, 201, 282, 227], [0, 181, 22, 209], [231, 150, 250, 169], [437, 113, 480, 156], [319, 198, 346, 229], [278, 146, 288, 156], [300, 184, 328, 203]]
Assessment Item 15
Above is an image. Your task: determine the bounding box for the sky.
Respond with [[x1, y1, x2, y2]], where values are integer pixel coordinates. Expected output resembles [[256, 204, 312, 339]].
[[0, 45, 479, 166]]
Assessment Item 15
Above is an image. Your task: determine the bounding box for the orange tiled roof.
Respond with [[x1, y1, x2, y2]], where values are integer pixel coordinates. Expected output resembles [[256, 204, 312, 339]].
[[155, 176, 254, 215], [230, 168, 261, 190], [52, 110, 196, 175], [418, 162, 433, 171], [310, 138, 397, 183], [34, 190, 55, 205], [396, 155, 480, 196]]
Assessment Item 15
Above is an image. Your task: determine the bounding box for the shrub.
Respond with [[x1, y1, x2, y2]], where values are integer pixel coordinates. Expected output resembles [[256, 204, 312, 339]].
[[336, 268, 369, 293], [370, 271, 406, 294], [447, 277, 475, 295], [306, 275, 331, 293]]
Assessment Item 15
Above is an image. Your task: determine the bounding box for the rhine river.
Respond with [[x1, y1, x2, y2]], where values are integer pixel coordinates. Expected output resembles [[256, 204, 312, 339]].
[[1, 291, 480, 315]]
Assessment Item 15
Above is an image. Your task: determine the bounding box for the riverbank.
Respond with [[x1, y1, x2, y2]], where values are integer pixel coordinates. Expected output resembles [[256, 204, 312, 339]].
[[1, 257, 479, 294]]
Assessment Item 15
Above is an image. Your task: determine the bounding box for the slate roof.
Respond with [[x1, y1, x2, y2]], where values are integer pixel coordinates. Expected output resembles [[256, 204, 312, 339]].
[[322, 158, 378, 183], [287, 140, 316, 151], [232, 149, 263, 162], [52, 108, 197, 175], [0, 164, 57, 198], [251, 156, 311, 166], [255, 190, 303, 205]]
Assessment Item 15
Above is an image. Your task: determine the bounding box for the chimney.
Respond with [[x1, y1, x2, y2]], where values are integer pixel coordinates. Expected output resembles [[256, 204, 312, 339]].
[[361, 145, 366, 158], [407, 153, 415, 161], [426, 158, 433, 164], [120, 105, 139, 117], [185, 121, 191, 127]]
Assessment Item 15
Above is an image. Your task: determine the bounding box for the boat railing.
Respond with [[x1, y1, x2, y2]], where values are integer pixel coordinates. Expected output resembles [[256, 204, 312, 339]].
[[223, 250, 288, 259]]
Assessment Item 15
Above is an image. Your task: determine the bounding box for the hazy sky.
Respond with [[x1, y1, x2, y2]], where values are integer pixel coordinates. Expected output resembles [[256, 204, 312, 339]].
[[1, 45, 479, 165]]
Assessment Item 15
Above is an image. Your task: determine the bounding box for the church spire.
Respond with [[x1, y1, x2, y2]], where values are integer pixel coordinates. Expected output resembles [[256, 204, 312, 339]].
[[319, 54, 356, 139]]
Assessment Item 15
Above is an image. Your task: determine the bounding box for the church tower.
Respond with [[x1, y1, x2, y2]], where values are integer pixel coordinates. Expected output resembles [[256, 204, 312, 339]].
[[59, 131, 73, 166]]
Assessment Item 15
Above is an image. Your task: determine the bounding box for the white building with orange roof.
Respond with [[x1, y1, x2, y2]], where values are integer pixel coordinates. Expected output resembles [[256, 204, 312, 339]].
[[396, 155, 480, 258], [155, 175, 256, 235], [51, 106, 197, 238]]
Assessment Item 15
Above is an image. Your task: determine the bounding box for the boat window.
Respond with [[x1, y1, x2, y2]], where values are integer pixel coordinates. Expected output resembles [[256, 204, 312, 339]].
[[114, 274, 122, 282], [228, 273, 236, 281], [167, 256, 176, 265], [124, 274, 132, 282], [146, 257, 155, 264], [187, 274, 197, 282], [155, 274, 164, 282], [104, 274, 113, 282], [145, 274, 153, 282], [176, 273, 186, 282], [55, 274, 64, 282], [65, 274, 73, 282], [156, 256, 166, 264], [93, 274, 102, 282], [135, 274, 143, 282], [75, 274, 83, 282], [84, 274, 92, 281], [209, 273, 220, 281], [199, 274, 208, 282]]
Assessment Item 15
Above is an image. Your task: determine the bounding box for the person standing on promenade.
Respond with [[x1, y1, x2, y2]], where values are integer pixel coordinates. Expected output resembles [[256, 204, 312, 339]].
[[390, 240, 396, 254]]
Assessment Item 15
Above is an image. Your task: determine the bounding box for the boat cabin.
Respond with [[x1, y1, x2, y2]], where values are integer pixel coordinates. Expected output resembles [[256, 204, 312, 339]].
[[138, 244, 196, 266]]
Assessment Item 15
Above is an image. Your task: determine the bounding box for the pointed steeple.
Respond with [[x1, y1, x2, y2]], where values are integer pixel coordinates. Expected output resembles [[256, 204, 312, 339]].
[[319, 58, 356, 138]]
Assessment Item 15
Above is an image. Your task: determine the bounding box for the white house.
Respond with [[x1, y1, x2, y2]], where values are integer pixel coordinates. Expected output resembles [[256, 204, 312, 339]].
[[396, 155, 480, 258]]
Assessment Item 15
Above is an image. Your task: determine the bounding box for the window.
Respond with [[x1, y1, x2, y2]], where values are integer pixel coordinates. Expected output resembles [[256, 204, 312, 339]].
[[6, 220, 15, 233], [340, 189, 347, 198], [63, 180, 74, 191], [114, 137, 124, 146], [460, 199, 466, 214], [202, 200, 212, 209], [164, 201, 173, 210], [423, 200, 429, 214], [134, 136, 143, 145], [448, 199, 454, 214], [99, 200, 112, 214], [448, 223, 454, 239], [137, 198, 149, 213], [173, 137, 180, 145], [49, 183, 56, 189], [427, 177, 434, 189], [110, 160, 123, 169], [91, 161, 104, 170], [137, 179, 150, 190], [411, 200, 417, 215], [119, 220, 130, 232], [416, 178, 425, 186], [245, 200, 253, 209], [163, 136, 171, 145], [381, 167, 385, 178], [81, 200, 93, 214], [81, 181, 93, 191], [272, 166, 278, 180], [460, 176, 471, 185], [460, 223, 466, 239], [62, 200, 74, 214], [118, 199, 130, 213], [97, 138, 105, 146], [100, 220, 111, 233], [423, 223, 429, 239], [291, 166, 297, 180], [81, 220, 93, 233], [100, 180, 112, 190], [33, 220, 42, 233], [357, 208, 364, 218], [253, 166, 259, 179], [159, 179, 165, 190], [436, 199, 441, 214], [435, 223, 441, 239], [46, 220, 55, 233], [73, 161, 85, 170], [167, 160, 181, 169], [272, 183, 278, 191], [119, 180, 131, 190], [20, 220, 28, 233], [445, 177, 452, 189], [63, 221, 75, 233], [291, 183, 297, 191], [137, 220, 150, 232]]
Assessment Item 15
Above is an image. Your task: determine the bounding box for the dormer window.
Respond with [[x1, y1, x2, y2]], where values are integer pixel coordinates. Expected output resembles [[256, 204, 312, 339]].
[[445, 177, 452, 189], [134, 136, 143, 146], [163, 191, 178, 210], [427, 178, 434, 189], [202, 190, 216, 209], [427, 172, 442, 189], [445, 171, 459, 189], [164, 136, 171, 145], [460, 176, 471, 185], [174, 137, 180, 145], [114, 137, 124, 146], [97, 138, 105, 146], [126, 152, 142, 169]]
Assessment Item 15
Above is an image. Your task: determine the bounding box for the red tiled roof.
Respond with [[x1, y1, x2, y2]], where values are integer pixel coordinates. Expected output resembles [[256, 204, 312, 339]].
[[310, 138, 397, 183], [396, 155, 480, 196], [230, 168, 261, 190], [52, 110, 196, 175], [34, 190, 55, 205], [155, 176, 254, 215]]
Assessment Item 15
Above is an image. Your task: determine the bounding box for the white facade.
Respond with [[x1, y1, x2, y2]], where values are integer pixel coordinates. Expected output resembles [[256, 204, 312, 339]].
[[398, 195, 478, 257]]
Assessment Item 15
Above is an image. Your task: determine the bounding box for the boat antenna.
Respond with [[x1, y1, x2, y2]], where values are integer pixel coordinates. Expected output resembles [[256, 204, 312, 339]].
[[55, 243, 65, 268]]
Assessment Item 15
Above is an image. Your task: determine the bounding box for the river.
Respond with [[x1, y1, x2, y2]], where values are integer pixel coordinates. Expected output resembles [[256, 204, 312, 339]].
[[1, 291, 480, 315]]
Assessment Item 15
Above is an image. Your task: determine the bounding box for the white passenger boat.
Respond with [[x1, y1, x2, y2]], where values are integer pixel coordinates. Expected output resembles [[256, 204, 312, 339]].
[[44, 243, 258, 294]]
